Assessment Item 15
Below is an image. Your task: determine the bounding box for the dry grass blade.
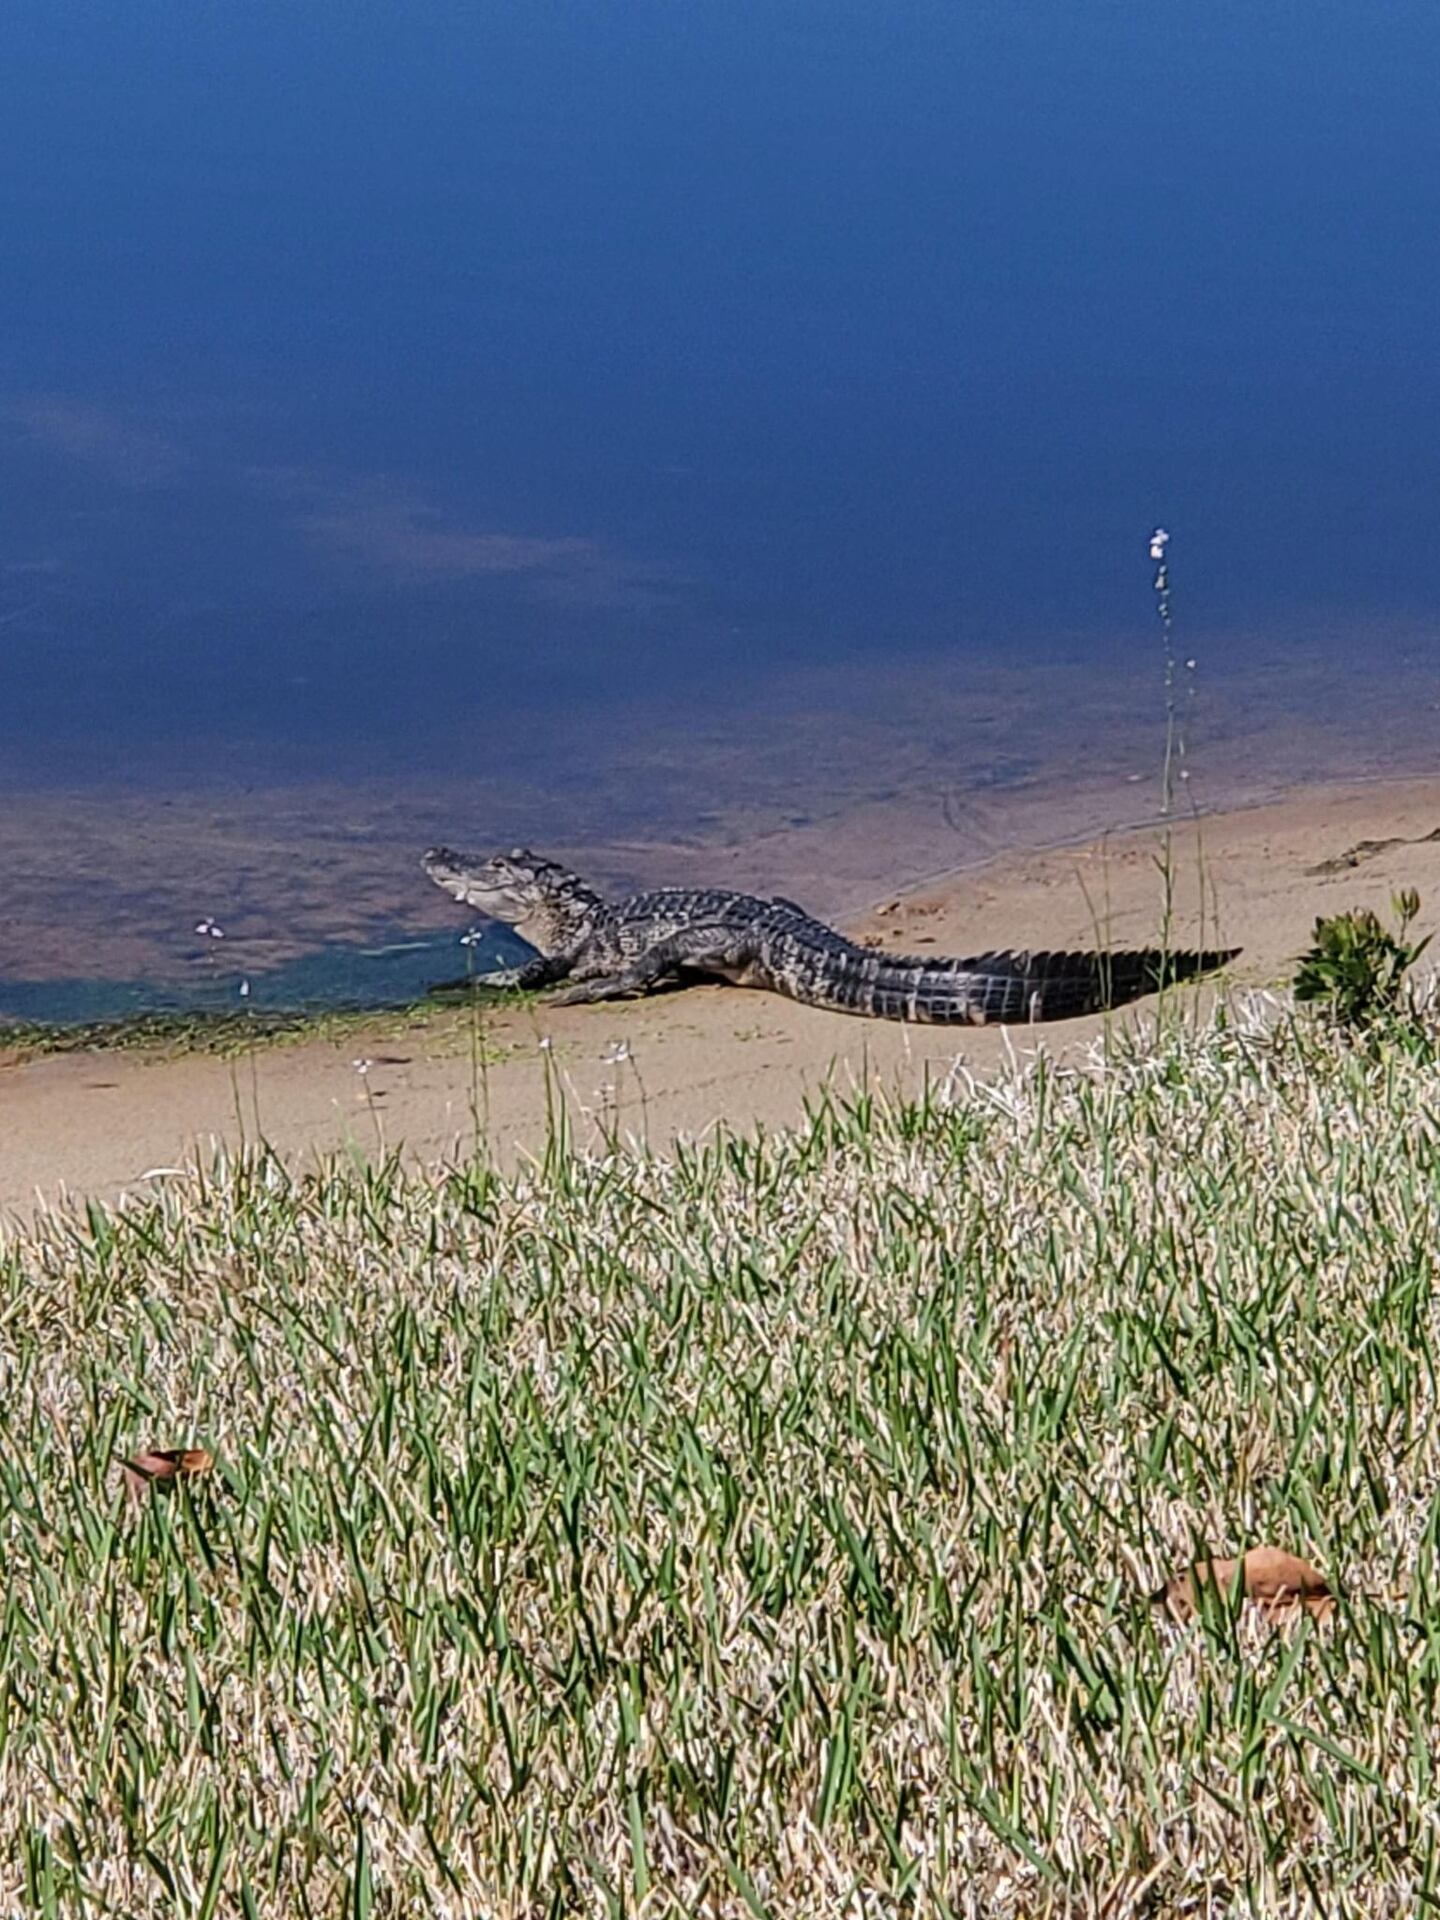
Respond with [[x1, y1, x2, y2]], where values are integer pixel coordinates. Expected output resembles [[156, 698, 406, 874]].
[[8, 1003, 1440, 1914], [1155, 1546, 1335, 1624], [120, 1446, 214, 1504]]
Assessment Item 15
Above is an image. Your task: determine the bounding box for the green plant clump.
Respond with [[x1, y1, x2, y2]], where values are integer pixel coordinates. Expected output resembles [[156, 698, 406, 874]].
[[1292, 888, 1430, 1028]]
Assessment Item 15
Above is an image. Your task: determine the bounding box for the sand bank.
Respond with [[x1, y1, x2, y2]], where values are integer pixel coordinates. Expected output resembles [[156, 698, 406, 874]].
[[4, 776, 1440, 1218]]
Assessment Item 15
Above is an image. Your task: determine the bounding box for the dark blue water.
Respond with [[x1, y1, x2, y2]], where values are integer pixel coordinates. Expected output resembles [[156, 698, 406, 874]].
[[4, 0, 1439, 1014]]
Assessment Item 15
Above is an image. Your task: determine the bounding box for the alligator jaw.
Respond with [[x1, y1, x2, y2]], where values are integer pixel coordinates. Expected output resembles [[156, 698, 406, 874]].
[[421, 845, 606, 956], [420, 847, 493, 911]]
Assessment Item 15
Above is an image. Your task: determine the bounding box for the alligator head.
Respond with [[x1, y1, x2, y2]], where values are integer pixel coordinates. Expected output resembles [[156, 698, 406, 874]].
[[422, 846, 603, 954]]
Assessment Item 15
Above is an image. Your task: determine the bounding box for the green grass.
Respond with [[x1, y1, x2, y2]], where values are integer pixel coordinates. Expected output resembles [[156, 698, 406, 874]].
[[4, 1004, 1440, 1914]]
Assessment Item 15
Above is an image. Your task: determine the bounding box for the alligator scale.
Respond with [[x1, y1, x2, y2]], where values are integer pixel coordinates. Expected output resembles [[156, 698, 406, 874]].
[[422, 846, 1238, 1025]]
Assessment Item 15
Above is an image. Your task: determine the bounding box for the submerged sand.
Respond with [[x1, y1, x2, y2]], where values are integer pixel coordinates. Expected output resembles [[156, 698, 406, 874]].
[[4, 776, 1440, 1218]]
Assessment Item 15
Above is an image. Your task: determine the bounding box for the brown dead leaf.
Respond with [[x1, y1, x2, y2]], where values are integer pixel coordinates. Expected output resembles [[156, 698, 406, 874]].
[[1154, 1546, 1335, 1624], [121, 1447, 214, 1504]]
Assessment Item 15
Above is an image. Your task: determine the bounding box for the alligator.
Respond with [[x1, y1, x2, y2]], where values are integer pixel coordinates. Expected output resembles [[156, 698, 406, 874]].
[[422, 846, 1239, 1024]]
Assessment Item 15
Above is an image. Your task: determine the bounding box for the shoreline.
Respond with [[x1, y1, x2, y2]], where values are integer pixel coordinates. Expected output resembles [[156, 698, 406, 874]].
[[5, 772, 1440, 1217], [7, 623, 1440, 997], [2, 759, 1431, 1040]]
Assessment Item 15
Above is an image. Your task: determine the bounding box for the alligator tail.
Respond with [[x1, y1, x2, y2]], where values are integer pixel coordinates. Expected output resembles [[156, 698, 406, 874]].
[[826, 946, 1240, 1024]]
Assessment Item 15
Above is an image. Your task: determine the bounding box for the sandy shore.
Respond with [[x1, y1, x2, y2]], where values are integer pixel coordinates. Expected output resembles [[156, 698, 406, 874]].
[[5, 775, 1440, 1219]]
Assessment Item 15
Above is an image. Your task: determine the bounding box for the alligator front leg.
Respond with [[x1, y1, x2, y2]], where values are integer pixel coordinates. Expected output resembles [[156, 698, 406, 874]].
[[545, 925, 744, 1006], [545, 927, 755, 1007], [432, 953, 574, 994], [545, 941, 686, 1006]]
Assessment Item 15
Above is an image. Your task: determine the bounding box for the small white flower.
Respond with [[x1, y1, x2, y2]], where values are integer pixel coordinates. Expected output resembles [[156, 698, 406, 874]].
[[538, 1036, 553, 1052], [1148, 527, 1170, 562], [352, 1057, 372, 1076], [459, 928, 485, 948], [238, 978, 251, 999], [194, 918, 225, 939], [603, 1041, 631, 1064]]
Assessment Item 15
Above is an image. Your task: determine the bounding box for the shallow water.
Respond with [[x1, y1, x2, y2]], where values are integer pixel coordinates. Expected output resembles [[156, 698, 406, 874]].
[[0, 926, 528, 1028], [4, 2, 1439, 1019]]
